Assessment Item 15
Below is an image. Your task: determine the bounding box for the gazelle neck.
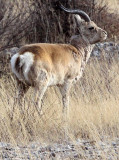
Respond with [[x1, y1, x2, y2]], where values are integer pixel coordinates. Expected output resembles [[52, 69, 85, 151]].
[[70, 35, 94, 64]]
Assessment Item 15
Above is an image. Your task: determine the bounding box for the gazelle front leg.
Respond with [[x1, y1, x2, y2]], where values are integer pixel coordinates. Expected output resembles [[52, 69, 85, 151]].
[[59, 80, 72, 136], [59, 81, 72, 115]]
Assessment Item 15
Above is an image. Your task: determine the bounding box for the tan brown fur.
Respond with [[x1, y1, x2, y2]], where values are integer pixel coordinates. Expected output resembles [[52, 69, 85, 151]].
[[19, 43, 82, 83]]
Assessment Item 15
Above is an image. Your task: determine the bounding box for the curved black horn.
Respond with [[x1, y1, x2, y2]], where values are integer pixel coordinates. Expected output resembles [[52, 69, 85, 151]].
[[60, 4, 91, 22]]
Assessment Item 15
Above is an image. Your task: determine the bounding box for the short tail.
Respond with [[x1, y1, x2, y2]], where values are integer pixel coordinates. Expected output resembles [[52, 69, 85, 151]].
[[11, 53, 24, 80], [11, 52, 34, 81]]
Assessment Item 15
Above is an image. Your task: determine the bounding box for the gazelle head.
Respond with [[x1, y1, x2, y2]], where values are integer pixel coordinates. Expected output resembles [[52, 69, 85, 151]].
[[60, 4, 107, 44]]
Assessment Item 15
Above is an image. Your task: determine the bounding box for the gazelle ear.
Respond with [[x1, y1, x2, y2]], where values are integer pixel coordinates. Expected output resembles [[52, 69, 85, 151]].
[[74, 14, 83, 25]]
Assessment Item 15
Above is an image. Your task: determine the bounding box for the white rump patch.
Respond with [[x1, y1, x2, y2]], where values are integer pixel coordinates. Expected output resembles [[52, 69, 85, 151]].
[[11, 53, 21, 79], [11, 52, 34, 81], [20, 52, 34, 81]]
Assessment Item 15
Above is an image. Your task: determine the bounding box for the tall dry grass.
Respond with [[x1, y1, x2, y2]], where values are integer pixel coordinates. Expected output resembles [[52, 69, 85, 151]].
[[0, 53, 119, 145]]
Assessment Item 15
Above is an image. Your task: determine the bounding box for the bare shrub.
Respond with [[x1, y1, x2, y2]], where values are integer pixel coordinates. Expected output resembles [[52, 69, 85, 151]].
[[0, 0, 36, 51], [0, 0, 118, 53]]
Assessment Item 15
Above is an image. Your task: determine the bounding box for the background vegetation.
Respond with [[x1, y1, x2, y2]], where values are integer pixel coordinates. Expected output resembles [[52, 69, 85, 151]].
[[0, 0, 119, 51], [0, 0, 119, 149]]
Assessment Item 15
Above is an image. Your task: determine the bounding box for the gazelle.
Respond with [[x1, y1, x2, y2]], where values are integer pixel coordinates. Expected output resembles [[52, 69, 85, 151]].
[[11, 4, 107, 117]]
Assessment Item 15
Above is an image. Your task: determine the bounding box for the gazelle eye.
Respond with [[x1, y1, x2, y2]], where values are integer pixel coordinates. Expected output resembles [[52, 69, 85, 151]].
[[89, 27, 94, 30]]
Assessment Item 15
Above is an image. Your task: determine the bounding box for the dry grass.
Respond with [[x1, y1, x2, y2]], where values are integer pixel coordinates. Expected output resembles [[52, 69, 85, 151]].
[[0, 53, 119, 145]]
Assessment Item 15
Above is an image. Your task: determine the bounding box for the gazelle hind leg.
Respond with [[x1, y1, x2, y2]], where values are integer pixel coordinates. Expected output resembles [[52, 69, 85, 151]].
[[34, 83, 48, 115], [12, 79, 29, 119], [14, 78, 29, 105], [33, 69, 49, 115]]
